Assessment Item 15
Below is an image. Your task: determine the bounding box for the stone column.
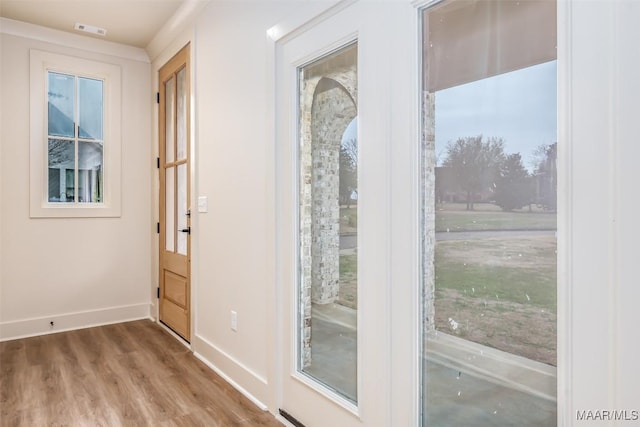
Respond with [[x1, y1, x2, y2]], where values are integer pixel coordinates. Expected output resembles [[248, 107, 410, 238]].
[[422, 90, 436, 333], [310, 79, 356, 305], [299, 75, 319, 368]]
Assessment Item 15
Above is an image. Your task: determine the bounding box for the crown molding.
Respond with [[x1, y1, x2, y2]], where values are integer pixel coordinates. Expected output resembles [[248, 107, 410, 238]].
[[145, 0, 210, 62], [0, 17, 149, 63]]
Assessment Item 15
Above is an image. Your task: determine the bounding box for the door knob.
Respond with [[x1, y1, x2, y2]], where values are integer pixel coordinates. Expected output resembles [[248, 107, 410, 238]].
[[180, 227, 191, 234]]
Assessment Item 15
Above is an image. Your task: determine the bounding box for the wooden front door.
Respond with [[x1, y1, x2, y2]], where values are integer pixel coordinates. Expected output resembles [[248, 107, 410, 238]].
[[159, 44, 191, 341]]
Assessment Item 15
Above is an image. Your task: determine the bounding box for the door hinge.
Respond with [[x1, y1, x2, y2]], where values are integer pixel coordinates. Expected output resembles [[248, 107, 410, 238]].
[[157, 222, 160, 234], [157, 157, 160, 169], [157, 287, 160, 299], [157, 92, 160, 104]]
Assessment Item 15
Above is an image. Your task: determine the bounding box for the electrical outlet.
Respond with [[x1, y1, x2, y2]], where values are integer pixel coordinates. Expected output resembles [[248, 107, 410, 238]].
[[230, 310, 238, 331]]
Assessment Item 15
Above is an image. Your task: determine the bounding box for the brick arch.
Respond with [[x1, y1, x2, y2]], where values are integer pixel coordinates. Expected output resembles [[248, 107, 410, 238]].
[[310, 77, 357, 304], [299, 72, 357, 367]]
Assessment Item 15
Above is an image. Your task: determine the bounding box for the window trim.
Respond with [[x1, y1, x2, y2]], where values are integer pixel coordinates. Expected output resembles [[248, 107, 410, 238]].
[[30, 49, 121, 218]]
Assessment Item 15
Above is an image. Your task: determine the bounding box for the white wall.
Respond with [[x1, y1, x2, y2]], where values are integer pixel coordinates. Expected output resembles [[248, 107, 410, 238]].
[[146, 0, 318, 412], [189, 1, 310, 410], [0, 28, 152, 339], [563, 0, 640, 422], [0, 23, 4, 343], [612, 1, 640, 413]]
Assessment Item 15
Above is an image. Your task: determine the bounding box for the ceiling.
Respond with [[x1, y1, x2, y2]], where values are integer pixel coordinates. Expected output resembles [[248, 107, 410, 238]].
[[0, 0, 185, 48]]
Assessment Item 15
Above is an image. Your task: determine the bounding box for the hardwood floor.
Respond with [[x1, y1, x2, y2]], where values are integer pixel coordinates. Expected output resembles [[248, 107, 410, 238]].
[[0, 320, 282, 426]]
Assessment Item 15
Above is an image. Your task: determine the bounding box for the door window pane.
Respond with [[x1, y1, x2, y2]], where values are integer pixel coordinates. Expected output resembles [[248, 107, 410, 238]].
[[177, 163, 188, 255], [47, 72, 75, 138], [177, 67, 187, 161], [165, 77, 175, 163], [298, 42, 358, 403], [166, 167, 175, 252], [78, 77, 103, 140], [422, 1, 557, 425]]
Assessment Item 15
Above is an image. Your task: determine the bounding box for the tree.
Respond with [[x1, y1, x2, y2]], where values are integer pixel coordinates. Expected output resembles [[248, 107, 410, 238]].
[[533, 142, 557, 212], [494, 153, 532, 211], [342, 137, 358, 168], [442, 135, 505, 210], [339, 144, 357, 208], [48, 139, 74, 167]]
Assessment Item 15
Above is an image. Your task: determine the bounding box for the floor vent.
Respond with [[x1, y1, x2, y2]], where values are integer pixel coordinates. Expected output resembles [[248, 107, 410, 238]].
[[279, 409, 306, 427]]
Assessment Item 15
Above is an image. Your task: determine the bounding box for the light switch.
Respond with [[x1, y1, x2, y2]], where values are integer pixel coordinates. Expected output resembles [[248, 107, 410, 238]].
[[230, 310, 237, 331], [197, 196, 208, 213]]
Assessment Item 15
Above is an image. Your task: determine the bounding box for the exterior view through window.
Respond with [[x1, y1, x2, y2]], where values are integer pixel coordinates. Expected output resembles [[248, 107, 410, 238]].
[[47, 72, 104, 203], [421, 1, 557, 425], [298, 42, 358, 403]]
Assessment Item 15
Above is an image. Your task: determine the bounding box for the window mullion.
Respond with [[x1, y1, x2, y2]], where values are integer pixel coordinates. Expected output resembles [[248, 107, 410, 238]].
[[74, 76, 79, 204]]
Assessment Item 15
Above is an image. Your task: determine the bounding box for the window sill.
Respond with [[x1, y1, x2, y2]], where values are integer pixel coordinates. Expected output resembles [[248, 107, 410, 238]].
[[30, 201, 121, 218]]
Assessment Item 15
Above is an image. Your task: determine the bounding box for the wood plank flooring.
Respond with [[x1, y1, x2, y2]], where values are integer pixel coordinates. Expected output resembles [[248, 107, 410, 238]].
[[0, 320, 282, 426]]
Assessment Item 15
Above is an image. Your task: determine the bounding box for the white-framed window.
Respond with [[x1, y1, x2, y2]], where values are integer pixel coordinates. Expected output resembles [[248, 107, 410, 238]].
[[30, 49, 121, 217], [420, 0, 558, 425]]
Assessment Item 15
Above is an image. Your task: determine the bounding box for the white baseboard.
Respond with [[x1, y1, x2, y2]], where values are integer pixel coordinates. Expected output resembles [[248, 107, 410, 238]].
[[149, 301, 158, 321], [193, 334, 269, 412], [0, 303, 151, 341]]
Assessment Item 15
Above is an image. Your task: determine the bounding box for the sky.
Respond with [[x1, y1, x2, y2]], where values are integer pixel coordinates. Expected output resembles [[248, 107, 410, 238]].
[[435, 60, 557, 170], [341, 116, 358, 145], [340, 60, 556, 171]]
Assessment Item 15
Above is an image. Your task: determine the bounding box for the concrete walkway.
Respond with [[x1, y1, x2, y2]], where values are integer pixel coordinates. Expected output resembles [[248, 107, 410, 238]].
[[304, 303, 557, 425]]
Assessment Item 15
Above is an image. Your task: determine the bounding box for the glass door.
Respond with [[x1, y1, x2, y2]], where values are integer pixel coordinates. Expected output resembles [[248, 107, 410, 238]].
[[159, 44, 191, 341], [274, 2, 394, 425]]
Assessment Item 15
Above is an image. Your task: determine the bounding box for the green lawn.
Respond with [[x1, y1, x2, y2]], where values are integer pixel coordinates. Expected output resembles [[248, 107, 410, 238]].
[[340, 207, 357, 228], [434, 236, 557, 363], [435, 258, 557, 311], [435, 238, 557, 311], [338, 254, 358, 309], [435, 203, 556, 232], [340, 253, 357, 277], [334, 201, 558, 363]]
